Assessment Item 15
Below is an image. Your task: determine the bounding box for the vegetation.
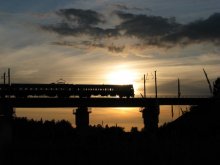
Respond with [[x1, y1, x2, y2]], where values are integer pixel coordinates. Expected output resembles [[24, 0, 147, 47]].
[[213, 77, 220, 97]]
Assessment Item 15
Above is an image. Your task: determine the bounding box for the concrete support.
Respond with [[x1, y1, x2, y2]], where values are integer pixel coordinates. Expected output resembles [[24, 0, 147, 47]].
[[0, 103, 14, 163], [141, 101, 160, 132], [73, 107, 91, 129], [0, 103, 14, 118]]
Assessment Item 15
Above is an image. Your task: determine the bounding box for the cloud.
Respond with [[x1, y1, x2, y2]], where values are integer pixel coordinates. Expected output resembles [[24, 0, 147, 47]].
[[108, 44, 125, 53], [56, 8, 105, 26], [43, 8, 119, 37], [162, 13, 220, 44], [116, 11, 180, 38], [111, 3, 149, 12], [117, 12, 220, 47], [42, 8, 220, 52]]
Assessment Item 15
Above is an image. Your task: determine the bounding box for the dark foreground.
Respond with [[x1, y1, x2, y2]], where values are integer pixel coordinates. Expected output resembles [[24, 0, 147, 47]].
[[1, 102, 220, 165]]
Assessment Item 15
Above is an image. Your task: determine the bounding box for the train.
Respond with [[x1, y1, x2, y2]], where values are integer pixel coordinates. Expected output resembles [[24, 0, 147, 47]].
[[0, 83, 135, 98]]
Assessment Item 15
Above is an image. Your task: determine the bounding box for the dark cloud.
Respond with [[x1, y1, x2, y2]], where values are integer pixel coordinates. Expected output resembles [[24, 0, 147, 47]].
[[51, 41, 76, 47], [116, 12, 220, 47], [108, 44, 125, 53], [56, 8, 104, 26], [115, 11, 136, 20], [43, 8, 119, 37], [44, 23, 118, 37], [51, 40, 106, 49], [162, 13, 220, 44], [116, 12, 180, 38], [42, 9, 220, 51]]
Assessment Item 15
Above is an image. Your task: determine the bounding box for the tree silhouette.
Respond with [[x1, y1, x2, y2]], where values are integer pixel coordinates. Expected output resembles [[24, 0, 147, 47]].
[[213, 77, 220, 98]]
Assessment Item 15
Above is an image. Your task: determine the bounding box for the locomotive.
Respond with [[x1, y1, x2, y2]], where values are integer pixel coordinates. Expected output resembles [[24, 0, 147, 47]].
[[0, 83, 135, 98]]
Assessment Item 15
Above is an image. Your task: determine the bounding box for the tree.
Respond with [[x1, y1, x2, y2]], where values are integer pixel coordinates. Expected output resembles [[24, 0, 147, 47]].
[[213, 77, 220, 98], [130, 127, 139, 133]]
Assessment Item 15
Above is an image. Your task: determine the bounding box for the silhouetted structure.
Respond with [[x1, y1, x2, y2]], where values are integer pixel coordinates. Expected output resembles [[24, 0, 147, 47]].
[[141, 101, 160, 132], [0, 102, 14, 117], [0, 83, 134, 98], [73, 107, 91, 129], [213, 77, 220, 98]]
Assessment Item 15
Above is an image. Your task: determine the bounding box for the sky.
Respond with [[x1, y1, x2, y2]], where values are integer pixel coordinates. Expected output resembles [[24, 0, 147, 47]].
[[1, 0, 220, 131]]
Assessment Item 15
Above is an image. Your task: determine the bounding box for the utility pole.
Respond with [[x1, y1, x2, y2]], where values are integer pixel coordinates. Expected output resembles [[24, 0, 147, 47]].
[[178, 78, 181, 98], [3, 72, 6, 85], [171, 105, 174, 119], [8, 68, 10, 85], [144, 74, 146, 98], [154, 70, 157, 98]]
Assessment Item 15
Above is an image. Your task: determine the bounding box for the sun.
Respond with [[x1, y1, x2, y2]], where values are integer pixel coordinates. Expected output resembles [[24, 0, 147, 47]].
[[105, 65, 140, 96], [106, 69, 137, 85]]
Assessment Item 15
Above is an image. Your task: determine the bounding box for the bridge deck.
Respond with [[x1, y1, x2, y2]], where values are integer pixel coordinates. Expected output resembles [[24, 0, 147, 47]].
[[0, 97, 216, 108]]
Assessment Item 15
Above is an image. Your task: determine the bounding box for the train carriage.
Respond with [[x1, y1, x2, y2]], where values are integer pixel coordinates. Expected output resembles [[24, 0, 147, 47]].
[[0, 83, 134, 98]]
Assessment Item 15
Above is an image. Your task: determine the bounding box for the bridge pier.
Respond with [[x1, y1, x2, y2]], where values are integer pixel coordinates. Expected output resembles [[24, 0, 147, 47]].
[[73, 107, 91, 129], [141, 101, 160, 132], [0, 102, 14, 118], [0, 103, 14, 163]]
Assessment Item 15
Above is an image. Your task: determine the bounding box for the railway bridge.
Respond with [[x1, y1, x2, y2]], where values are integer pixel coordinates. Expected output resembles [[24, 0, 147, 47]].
[[0, 97, 217, 131]]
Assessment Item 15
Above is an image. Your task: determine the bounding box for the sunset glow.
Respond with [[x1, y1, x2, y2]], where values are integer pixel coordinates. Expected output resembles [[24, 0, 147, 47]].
[[107, 69, 137, 85]]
